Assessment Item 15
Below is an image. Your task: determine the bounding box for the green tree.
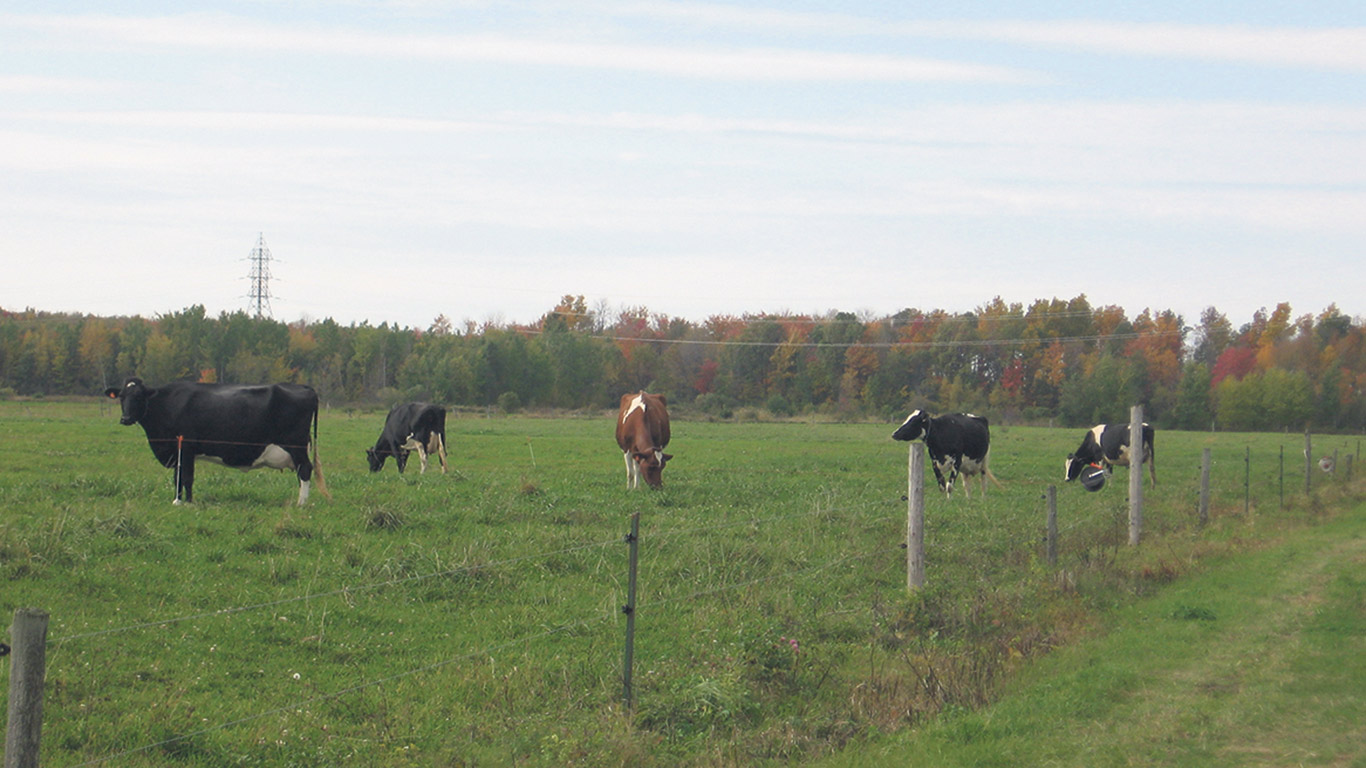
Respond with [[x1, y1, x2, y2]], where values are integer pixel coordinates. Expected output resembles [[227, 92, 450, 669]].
[[1170, 362, 1213, 430]]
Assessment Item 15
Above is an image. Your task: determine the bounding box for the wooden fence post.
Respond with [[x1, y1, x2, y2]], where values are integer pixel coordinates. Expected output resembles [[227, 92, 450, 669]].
[[5, 608, 49, 768], [1128, 405, 1144, 546], [1244, 445, 1251, 515], [1045, 485, 1058, 566], [1199, 447, 1211, 528], [1304, 431, 1313, 495], [907, 447, 925, 591], [621, 513, 640, 712]]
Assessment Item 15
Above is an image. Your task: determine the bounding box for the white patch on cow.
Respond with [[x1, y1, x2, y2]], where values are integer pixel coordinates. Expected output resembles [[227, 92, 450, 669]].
[[253, 444, 297, 470], [401, 432, 431, 473], [959, 456, 985, 475], [1089, 424, 1106, 445], [1114, 443, 1131, 466], [621, 394, 646, 424], [899, 409, 924, 429], [623, 450, 639, 489], [297, 480, 310, 506]]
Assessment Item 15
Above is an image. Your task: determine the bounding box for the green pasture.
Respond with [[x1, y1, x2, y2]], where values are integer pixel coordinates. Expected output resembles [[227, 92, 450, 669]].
[[0, 399, 1360, 766]]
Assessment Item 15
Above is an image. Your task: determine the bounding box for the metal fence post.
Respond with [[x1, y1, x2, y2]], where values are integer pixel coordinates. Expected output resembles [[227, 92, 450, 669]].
[[1199, 447, 1211, 528], [1045, 485, 1058, 566], [621, 513, 640, 712], [5, 608, 49, 768], [1128, 405, 1144, 546]]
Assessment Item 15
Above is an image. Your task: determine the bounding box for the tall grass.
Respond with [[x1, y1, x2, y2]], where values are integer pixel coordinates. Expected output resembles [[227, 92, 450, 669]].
[[0, 400, 1360, 766]]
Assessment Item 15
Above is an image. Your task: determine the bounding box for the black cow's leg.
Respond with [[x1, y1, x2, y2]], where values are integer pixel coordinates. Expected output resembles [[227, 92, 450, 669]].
[[930, 465, 947, 495], [295, 450, 313, 506]]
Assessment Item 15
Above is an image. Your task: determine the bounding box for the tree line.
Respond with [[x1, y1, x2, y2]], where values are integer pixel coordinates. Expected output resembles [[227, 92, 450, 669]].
[[2, 295, 1363, 432]]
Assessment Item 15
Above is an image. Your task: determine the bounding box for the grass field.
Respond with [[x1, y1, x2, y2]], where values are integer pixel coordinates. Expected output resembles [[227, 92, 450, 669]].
[[1, 399, 1361, 766]]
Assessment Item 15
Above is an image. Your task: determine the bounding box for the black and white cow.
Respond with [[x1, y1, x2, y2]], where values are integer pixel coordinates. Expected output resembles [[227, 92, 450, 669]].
[[366, 402, 448, 474], [892, 410, 999, 497], [104, 377, 326, 505], [1064, 423, 1156, 488]]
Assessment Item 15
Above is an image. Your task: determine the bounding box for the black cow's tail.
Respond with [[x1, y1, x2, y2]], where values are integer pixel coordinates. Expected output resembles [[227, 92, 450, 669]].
[[311, 400, 332, 500]]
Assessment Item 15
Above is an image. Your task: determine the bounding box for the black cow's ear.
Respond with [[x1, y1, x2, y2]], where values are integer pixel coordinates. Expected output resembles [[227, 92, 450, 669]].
[[104, 388, 119, 399], [662, 453, 673, 462]]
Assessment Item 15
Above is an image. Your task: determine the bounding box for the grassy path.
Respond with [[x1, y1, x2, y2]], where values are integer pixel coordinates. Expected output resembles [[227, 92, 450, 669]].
[[822, 502, 1366, 767]]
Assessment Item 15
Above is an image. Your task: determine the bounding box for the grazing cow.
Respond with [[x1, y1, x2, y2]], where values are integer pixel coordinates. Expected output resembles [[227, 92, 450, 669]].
[[367, 402, 448, 475], [104, 377, 326, 505], [616, 391, 672, 489], [892, 410, 999, 498], [1064, 423, 1157, 488]]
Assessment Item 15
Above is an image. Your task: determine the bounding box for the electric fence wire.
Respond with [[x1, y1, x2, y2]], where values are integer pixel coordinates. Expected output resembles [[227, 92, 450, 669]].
[[50, 536, 623, 645]]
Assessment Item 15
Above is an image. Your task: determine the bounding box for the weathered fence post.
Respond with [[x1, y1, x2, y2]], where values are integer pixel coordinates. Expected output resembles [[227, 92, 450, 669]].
[[5, 608, 49, 768], [1045, 485, 1058, 566], [1199, 447, 1211, 528], [1345, 453, 1354, 483], [621, 513, 640, 712], [1128, 405, 1144, 546], [1279, 445, 1285, 509], [907, 447, 925, 591], [1304, 431, 1313, 495], [1244, 445, 1251, 516]]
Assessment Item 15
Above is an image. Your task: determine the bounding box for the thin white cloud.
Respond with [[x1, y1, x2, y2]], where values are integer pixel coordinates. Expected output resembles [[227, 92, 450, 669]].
[[598, 3, 1366, 72], [2, 12, 1032, 83], [0, 75, 114, 93], [953, 20, 1366, 71]]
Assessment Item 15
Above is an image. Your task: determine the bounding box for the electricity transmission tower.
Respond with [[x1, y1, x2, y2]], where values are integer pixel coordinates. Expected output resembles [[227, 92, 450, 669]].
[[245, 233, 276, 319]]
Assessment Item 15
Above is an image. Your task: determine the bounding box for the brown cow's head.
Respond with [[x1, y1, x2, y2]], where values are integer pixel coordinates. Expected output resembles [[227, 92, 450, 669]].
[[634, 449, 673, 488]]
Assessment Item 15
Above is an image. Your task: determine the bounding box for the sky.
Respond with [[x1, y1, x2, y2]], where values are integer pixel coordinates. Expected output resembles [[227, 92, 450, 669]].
[[2, 1, 1364, 332]]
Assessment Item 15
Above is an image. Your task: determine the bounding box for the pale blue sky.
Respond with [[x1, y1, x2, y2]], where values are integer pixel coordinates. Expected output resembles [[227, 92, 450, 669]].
[[2, 2, 1363, 329]]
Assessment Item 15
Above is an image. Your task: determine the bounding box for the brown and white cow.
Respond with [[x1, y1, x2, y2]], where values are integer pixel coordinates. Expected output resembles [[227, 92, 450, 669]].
[[615, 391, 672, 489]]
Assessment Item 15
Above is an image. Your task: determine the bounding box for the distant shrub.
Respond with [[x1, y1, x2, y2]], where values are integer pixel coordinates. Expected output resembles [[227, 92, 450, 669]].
[[694, 393, 736, 419], [498, 391, 522, 414], [764, 395, 794, 417]]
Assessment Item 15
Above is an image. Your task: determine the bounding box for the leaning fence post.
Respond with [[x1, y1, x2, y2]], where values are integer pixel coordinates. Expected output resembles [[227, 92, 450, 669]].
[[5, 608, 49, 768], [907, 447, 925, 591], [1199, 447, 1211, 528], [1045, 485, 1058, 566], [1128, 405, 1144, 546], [1244, 445, 1251, 516], [621, 513, 640, 713]]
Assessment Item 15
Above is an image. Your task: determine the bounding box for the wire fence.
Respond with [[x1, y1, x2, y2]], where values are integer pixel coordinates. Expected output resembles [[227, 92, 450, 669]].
[[8, 435, 1360, 766]]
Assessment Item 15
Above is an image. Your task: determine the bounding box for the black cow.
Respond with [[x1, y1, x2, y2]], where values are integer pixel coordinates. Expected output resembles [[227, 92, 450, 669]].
[[1064, 423, 1156, 488], [104, 377, 326, 505], [366, 402, 448, 474], [892, 410, 999, 498]]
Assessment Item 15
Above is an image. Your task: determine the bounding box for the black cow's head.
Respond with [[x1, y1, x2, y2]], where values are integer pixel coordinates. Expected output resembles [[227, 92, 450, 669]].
[[892, 410, 929, 442], [633, 449, 673, 489], [366, 447, 410, 473], [1063, 454, 1089, 482], [103, 377, 150, 426], [365, 447, 385, 472]]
